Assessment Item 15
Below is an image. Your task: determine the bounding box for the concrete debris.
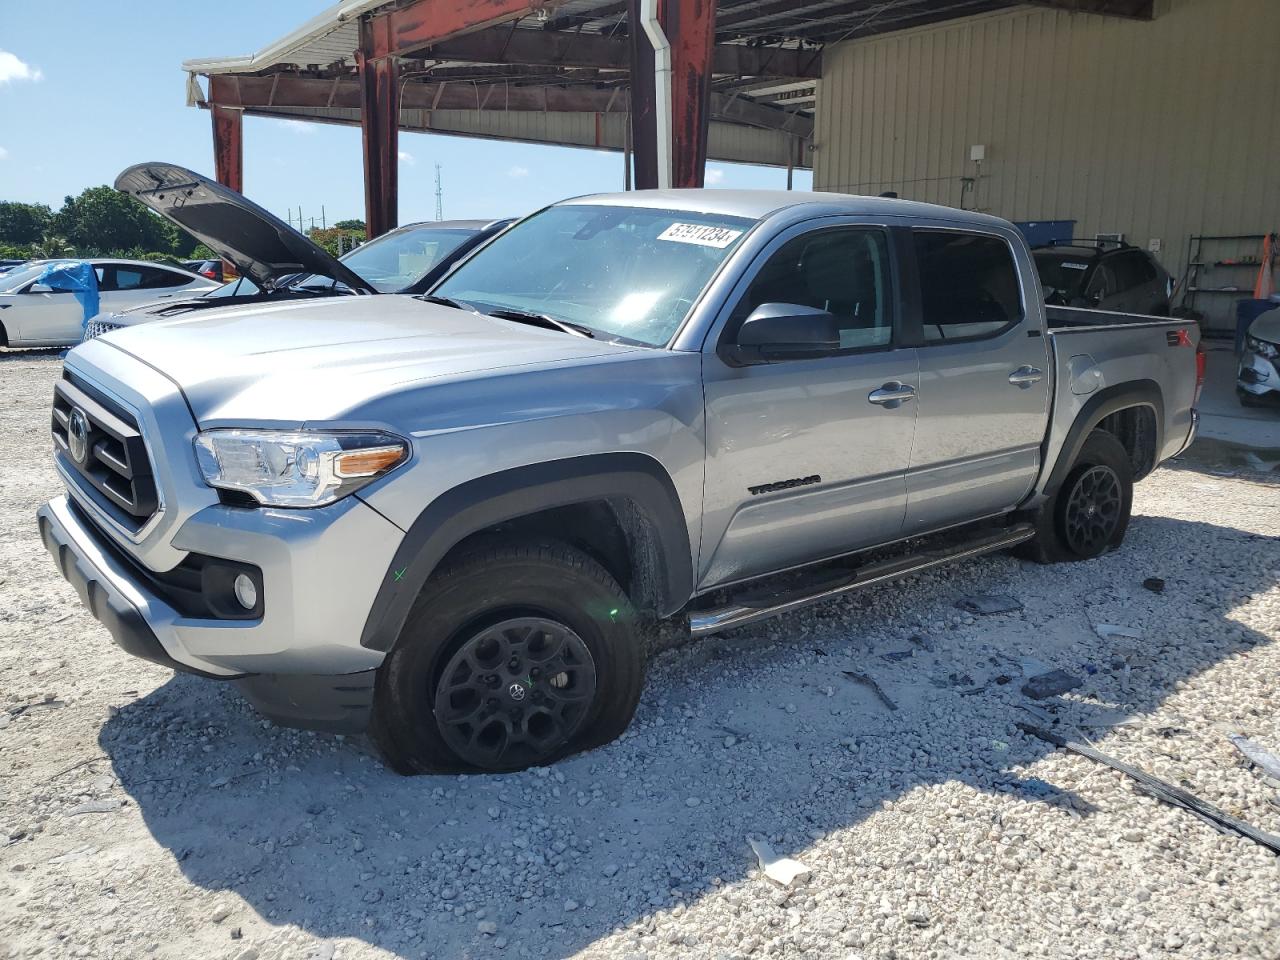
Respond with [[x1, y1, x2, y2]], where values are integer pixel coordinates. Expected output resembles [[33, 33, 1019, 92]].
[[1227, 734, 1280, 782], [748, 838, 811, 888], [1021, 669, 1084, 700]]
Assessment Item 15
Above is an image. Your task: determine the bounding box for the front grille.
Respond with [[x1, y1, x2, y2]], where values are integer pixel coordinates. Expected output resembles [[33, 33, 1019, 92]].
[[83, 319, 123, 341], [52, 373, 159, 532]]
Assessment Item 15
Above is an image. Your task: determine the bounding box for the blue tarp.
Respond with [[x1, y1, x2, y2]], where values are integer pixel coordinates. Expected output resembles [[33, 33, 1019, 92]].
[[35, 260, 99, 330]]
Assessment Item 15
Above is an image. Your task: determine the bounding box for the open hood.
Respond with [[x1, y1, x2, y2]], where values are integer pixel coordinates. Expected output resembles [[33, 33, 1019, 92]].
[[115, 162, 376, 295]]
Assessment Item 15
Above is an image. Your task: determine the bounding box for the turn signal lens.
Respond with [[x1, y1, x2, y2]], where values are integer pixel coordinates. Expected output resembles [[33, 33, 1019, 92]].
[[334, 445, 407, 478]]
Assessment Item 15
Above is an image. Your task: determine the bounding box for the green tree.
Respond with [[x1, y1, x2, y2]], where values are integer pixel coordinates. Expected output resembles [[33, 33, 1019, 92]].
[[31, 234, 75, 259], [0, 201, 54, 244], [333, 218, 366, 231], [51, 186, 177, 254]]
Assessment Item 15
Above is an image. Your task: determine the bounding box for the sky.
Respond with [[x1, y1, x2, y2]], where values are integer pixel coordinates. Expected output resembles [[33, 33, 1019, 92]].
[[0, 1, 811, 227]]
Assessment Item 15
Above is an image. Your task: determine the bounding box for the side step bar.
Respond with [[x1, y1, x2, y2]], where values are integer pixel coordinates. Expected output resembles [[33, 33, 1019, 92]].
[[688, 523, 1036, 637]]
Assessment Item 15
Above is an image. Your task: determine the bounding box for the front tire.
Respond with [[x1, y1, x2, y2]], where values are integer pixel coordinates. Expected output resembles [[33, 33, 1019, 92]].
[[371, 539, 646, 775], [1021, 429, 1133, 563]]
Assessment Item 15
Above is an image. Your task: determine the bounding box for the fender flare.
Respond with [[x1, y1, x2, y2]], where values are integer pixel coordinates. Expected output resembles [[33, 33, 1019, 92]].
[[359, 452, 695, 652], [1042, 379, 1164, 498]]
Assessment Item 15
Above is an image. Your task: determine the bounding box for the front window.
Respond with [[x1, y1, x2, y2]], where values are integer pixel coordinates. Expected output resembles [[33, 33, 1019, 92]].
[[432, 205, 755, 347], [342, 226, 477, 293]]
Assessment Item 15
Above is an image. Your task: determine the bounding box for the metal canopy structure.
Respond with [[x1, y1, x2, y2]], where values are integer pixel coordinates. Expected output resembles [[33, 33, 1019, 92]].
[[184, 0, 1153, 236]]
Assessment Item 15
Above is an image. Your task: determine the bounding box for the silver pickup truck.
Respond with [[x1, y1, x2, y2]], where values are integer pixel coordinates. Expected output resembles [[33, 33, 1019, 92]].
[[38, 189, 1204, 774]]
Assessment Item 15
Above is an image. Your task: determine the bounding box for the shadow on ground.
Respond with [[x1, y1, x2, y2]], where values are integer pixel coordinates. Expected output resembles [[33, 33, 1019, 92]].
[[99, 511, 1278, 958]]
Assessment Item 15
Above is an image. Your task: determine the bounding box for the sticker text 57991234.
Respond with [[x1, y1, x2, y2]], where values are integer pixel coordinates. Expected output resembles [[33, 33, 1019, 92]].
[[657, 223, 744, 249]]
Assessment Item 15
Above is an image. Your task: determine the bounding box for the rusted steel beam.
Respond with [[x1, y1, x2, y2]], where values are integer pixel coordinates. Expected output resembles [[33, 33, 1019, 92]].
[[666, 0, 718, 188], [358, 19, 400, 238], [365, 0, 551, 61], [210, 75, 813, 137], [413, 24, 820, 78], [209, 78, 243, 193]]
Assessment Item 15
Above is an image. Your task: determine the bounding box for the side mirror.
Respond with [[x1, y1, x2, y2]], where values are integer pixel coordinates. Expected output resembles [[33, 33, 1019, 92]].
[[26, 283, 54, 294], [721, 303, 841, 367]]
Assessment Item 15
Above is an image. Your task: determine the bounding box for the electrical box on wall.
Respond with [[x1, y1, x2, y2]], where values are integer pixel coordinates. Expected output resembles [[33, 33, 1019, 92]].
[[969, 144, 986, 162]]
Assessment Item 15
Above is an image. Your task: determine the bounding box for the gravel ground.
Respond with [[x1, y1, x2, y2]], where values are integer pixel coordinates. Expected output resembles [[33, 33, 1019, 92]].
[[2, 350, 1278, 960]]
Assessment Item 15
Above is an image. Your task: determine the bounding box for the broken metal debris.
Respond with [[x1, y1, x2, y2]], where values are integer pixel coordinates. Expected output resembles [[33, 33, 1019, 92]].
[[1227, 734, 1280, 782], [1021, 669, 1084, 700], [1095, 624, 1143, 641], [840, 670, 898, 711], [748, 838, 812, 887], [1017, 724, 1280, 856], [956, 595, 1024, 615]]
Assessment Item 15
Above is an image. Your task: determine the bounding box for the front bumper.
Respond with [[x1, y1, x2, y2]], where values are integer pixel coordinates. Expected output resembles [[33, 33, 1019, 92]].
[[1237, 349, 1280, 397], [37, 497, 230, 679], [38, 491, 404, 732]]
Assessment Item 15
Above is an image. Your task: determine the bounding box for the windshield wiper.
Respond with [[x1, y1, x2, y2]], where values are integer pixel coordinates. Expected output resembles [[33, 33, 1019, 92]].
[[417, 294, 477, 311], [487, 308, 596, 339]]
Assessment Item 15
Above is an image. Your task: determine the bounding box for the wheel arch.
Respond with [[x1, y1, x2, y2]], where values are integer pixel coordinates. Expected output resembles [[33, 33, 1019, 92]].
[[359, 453, 695, 653], [1043, 379, 1164, 498]]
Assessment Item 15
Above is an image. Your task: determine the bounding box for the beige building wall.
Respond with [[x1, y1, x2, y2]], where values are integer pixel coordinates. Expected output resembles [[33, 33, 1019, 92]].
[[812, 0, 1280, 329]]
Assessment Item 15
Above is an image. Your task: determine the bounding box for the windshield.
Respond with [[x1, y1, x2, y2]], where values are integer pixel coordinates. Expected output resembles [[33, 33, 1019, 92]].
[[432, 205, 754, 346], [340, 226, 477, 293], [205, 276, 262, 297], [1034, 252, 1092, 301]]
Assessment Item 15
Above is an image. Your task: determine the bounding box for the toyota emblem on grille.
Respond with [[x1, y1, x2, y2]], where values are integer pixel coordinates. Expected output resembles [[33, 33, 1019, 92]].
[[67, 407, 90, 464]]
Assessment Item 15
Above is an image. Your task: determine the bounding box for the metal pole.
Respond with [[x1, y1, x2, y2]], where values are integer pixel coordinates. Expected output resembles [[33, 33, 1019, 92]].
[[624, 114, 632, 191], [786, 140, 794, 191]]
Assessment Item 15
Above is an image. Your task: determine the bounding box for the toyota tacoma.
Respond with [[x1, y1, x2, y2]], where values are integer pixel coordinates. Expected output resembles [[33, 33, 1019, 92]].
[[38, 188, 1203, 774]]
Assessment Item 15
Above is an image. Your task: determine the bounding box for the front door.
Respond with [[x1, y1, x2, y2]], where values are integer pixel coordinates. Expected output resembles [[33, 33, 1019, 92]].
[[903, 227, 1051, 533], [700, 223, 919, 589]]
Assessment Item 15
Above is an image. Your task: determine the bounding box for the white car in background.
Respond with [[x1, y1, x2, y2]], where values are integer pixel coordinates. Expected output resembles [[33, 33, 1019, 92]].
[[0, 258, 218, 348]]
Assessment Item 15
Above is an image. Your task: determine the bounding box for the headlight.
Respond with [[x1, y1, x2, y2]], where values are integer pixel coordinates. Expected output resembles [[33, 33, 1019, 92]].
[[194, 429, 408, 507], [1246, 335, 1278, 360]]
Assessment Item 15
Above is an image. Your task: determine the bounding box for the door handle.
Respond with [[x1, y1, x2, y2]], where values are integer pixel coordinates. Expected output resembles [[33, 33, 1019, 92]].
[[868, 382, 916, 407], [1008, 366, 1043, 387]]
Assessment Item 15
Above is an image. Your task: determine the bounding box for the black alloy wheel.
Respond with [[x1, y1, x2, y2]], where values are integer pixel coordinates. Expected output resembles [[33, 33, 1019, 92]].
[[1061, 464, 1123, 556], [434, 617, 598, 770]]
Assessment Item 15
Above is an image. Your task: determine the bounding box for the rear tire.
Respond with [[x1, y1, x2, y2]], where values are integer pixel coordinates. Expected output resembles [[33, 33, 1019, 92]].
[[1019, 429, 1133, 564], [1237, 388, 1263, 409], [371, 539, 646, 775]]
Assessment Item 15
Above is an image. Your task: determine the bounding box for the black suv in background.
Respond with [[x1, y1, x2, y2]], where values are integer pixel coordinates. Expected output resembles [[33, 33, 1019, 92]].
[[1033, 240, 1172, 315]]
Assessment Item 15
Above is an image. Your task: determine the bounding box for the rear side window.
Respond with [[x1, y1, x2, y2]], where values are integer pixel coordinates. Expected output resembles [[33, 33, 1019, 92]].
[[1110, 251, 1157, 288], [914, 231, 1022, 342], [138, 266, 192, 289]]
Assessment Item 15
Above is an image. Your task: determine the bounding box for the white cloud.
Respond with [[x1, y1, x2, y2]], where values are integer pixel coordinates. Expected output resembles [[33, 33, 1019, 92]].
[[705, 167, 726, 186], [0, 146, 8, 161], [398, 150, 415, 165], [278, 118, 316, 135], [0, 51, 43, 85], [507, 165, 530, 179]]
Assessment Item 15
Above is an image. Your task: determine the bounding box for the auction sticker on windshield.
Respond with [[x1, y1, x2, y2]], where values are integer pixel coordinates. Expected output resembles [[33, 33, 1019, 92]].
[[658, 223, 744, 248]]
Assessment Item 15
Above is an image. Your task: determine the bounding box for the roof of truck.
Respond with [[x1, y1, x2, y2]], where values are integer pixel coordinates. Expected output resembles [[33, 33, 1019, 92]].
[[562, 189, 1013, 229]]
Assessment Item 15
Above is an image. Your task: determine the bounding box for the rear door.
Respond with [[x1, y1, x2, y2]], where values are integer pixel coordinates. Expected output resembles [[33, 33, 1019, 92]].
[[699, 221, 919, 588], [903, 226, 1051, 534]]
